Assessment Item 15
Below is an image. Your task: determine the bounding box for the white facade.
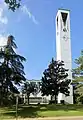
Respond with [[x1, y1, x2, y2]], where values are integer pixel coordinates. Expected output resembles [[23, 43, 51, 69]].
[[56, 9, 73, 104]]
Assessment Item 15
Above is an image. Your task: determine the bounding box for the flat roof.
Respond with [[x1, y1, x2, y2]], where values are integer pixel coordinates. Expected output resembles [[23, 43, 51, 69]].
[[27, 79, 41, 82], [58, 8, 70, 11]]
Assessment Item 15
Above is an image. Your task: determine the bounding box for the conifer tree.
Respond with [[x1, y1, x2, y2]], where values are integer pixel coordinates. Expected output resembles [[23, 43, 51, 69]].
[[41, 58, 71, 103]]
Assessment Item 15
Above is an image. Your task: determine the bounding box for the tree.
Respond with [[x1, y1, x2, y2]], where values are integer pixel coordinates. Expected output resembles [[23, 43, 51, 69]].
[[0, 35, 26, 105], [4, 0, 21, 11], [22, 81, 38, 105], [72, 50, 83, 104], [41, 58, 71, 104], [73, 50, 83, 75]]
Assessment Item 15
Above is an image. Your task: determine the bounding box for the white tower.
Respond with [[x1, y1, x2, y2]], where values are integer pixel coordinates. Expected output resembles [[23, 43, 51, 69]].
[[56, 9, 73, 104]]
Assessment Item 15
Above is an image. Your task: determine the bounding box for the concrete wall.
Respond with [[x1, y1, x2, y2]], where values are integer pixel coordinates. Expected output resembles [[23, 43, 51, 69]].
[[56, 9, 73, 104]]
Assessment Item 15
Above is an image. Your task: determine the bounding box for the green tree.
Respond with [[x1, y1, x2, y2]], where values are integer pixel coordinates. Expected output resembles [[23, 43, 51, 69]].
[[4, 0, 21, 11], [73, 50, 83, 75], [0, 35, 26, 105], [41, 58, 71, 104], [72, 50, 83, 104], [22, 81, 38, 105]]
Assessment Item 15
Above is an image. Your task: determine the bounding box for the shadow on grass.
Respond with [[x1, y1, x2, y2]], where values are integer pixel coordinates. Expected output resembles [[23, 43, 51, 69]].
[[2, 104, 83, 118], [3, 105, 41, 118]]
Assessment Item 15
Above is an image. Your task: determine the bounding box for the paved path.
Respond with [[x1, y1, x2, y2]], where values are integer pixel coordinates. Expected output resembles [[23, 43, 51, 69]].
[[11, 116, 83, 120]]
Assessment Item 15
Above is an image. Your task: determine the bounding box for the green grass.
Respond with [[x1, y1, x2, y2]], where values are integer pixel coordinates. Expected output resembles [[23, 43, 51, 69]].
[[0, 104, 83, 119]]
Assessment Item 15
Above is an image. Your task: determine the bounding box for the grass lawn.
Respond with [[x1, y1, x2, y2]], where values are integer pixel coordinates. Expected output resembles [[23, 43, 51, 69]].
[[0, 104, 83, 119]]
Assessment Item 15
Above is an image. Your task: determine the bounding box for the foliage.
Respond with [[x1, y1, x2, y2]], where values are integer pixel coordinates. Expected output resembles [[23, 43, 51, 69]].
[[0, 35, 26, 105], [73, 77, 83, 104], [72, 50, 83, 104], [41, 58, 71, 103], [22, 81, 39, 104], [22, 82, 36, 95], [73, 50, 83, 75], [4, 0, 21, 11]]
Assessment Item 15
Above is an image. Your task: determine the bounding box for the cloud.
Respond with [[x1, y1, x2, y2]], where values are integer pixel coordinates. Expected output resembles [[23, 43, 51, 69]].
[[0, 0, 7, 7], [0, 8, 8, 24], [21, 5, 38, 24], [0, 34, 7, 47]]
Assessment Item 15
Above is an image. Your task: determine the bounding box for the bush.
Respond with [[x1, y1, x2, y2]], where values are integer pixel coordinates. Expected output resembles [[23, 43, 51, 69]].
[[49, 100, 56, 104], [60, 100, 65, 104], [37, 102, 40, 105]]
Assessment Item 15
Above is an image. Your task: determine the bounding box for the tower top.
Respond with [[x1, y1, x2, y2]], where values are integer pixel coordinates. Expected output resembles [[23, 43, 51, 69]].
[[56, 8, 70, 19], [58, 8, 70, 11]]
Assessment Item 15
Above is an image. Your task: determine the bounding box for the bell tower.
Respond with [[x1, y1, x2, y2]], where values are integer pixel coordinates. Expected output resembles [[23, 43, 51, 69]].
[[56, 9, 73, 104]]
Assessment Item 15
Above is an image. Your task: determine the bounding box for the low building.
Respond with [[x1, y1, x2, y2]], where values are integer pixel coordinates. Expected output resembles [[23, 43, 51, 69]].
[[24, 80, 51, 104]]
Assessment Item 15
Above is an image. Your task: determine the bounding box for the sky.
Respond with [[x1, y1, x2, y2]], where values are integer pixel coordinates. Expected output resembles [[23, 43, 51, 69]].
[[0, 0, 83, 80]]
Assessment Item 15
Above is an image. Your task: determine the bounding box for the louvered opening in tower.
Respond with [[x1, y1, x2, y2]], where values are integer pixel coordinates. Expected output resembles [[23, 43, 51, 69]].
[[61, 12, 68, 26]]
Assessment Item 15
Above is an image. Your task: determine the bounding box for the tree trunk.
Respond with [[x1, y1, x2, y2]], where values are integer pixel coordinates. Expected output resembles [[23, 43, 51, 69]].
[[23, 94, 26, 104], [0, 79, 4, 106], [55, 95, 57, 104], [27, 95, 29, 105], [51, 95, 53, 101], [0, 88, 3, 106]]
